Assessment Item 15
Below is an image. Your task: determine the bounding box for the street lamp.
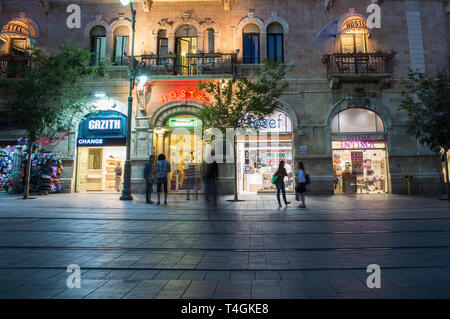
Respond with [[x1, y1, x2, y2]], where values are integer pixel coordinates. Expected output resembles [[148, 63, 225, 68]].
[[119, 0, 135, 200]]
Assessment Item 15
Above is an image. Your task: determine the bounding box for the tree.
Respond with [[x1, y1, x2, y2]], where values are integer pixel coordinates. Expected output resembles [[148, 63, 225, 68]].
[[197, 60, 289, 201], [5, 44, 104, 199], [399, 69, 450, 199]]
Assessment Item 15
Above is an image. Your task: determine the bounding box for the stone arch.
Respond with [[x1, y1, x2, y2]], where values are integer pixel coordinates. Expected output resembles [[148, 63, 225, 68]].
[[263, 14, 289, 34], [150, 101, 204, 128], [276, 99, 299, 129], [236, 15, 264, 34], [326, 96, 392, 130], [171, 17, 204, 36], [151, 21, 174, 36], [200, 21, 220, 35], [84, 18, 110, 37], [109, 17, 132, 35], [325, 96, 393, 155]]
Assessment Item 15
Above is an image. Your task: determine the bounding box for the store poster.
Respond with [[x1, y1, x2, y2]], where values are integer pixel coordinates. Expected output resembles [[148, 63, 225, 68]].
[[351, 151, 363, 174]]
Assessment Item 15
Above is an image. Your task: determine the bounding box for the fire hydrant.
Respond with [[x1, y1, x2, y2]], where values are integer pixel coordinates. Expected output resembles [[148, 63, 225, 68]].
[[405, 174, 412, 195]]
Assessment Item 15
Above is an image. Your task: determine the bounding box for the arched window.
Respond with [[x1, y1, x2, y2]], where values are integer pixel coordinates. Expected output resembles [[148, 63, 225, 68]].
[[113, 26, 129, 65], [243, 24, 260, 64], [331, 108, 384, 133], [157, 30, 168, 55], [267, 23, 284, 63], [206, 28, 214, 53], [157, 30, 169, 65], [90, 25, 106, 65]]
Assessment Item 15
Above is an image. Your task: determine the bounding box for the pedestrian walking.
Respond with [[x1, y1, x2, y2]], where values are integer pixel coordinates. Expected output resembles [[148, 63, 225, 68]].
[[156, 153, 171, 205], [184, 161, 198, 200], [273, 160, 291, 208], [144, 155, 155, 204], [39, 161, 52, 196], [203, 153, 218, 207], [296, 161, 308, 208], [114, 162, 122, 192]]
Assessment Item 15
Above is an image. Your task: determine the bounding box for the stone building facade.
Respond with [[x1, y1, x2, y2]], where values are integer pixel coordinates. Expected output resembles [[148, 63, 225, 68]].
[[0, 0, 449, 195]]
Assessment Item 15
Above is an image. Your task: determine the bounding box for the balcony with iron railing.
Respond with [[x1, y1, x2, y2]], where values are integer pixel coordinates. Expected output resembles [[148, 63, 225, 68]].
[[137, 52, 235, 80], [323, 52, 394, 88], [0, 55, 33, 78]]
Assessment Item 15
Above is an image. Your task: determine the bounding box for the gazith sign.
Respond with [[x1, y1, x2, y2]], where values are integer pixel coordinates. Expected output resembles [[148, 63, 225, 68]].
[[77, 111, 127, 147], [88, 118, 121, 132]]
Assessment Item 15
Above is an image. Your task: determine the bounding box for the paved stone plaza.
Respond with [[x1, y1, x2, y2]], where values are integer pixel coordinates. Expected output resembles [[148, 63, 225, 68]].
[[0, 192, 449, 299]]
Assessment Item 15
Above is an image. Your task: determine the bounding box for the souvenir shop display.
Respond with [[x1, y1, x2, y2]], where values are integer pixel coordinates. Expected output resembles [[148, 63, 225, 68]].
[[0, 138, 64, 193], [28, 151, 64, 193], [0, 145, 16, 192]]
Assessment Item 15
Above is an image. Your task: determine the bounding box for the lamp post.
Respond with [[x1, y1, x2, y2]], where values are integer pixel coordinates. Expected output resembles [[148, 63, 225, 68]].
[[119, 0, 135, 200]]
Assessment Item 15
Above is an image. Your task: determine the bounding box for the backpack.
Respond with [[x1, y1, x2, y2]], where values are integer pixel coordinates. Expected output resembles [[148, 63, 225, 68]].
[[305, 174, 311, 185]]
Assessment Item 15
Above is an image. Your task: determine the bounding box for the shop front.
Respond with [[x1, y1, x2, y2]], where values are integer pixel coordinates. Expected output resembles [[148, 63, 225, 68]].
[[331, 108, 389, 194], [237, 110, 294, 194], [154, 115, 203, 192], [75, 111, 127, 192]]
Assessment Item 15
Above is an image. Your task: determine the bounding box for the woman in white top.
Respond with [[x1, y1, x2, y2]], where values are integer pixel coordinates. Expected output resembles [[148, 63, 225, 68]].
[[296, 161, 307, 208]]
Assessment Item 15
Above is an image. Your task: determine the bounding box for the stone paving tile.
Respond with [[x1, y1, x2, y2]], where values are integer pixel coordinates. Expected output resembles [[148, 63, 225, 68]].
[[0, 193, 449, 298], [153, 270, 184, 280], [179, 270, 207, 280], [204, 271, 231, 281]]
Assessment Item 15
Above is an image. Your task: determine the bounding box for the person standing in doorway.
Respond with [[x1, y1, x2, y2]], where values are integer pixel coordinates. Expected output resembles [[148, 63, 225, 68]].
[[274, 160, 291, 208], [144, 155, 156, 204], [114, 162, 122, 192], [296, 161, 307, 208], [156, 154, 171, 205]]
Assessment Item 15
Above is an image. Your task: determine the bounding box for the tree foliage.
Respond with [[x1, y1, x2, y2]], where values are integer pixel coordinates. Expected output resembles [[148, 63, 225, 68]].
[[4, 44, 104, 199], [5, 44, 104, 141], [197, 60, 289, 132], [399, 70, 450, 152]]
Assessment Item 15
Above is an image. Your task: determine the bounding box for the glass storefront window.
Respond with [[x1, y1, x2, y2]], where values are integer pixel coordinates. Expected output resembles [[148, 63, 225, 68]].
[[332, 108, 384, 133], [237, 109, 294, 194], [332, 147, 388, 194], [238, 137, 294, 193]]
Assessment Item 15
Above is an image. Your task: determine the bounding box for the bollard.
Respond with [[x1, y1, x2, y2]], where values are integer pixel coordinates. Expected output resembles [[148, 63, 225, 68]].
[[405, 174, 412, 195]]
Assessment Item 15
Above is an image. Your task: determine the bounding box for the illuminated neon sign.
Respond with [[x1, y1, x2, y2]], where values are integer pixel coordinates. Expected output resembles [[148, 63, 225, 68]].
[[169, 118, 198, 127], [88, 118, 121, 132], [77, 138, 104, 146], [160, 88, 208, 105], [340, 140, 375, 149]]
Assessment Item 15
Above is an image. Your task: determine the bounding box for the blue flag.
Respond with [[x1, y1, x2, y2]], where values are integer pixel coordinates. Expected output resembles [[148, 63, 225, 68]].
[[311, 19, 338, 54]]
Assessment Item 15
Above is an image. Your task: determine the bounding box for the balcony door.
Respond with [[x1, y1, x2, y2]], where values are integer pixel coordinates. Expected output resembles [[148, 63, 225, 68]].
[[175, 25, 197, 75], [176, 37, 197, 75]]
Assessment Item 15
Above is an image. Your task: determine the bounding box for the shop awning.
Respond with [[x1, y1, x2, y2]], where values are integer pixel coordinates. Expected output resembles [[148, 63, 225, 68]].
[[0, 19, 37, 52], [337, 13, 370, 35]]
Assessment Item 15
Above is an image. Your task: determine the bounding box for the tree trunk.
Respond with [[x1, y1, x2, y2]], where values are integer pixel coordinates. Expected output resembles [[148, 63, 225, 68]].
[[445, 150, 450, 200], [23, 139, 33, 199], [233, 135, 238, 201]]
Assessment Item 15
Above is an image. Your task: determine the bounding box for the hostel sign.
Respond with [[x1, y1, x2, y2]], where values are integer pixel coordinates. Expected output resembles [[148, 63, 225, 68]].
[[159, 88, 208, 105], [340, 16, 369, 34]]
